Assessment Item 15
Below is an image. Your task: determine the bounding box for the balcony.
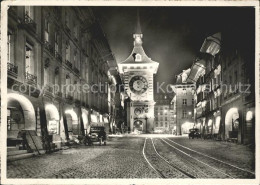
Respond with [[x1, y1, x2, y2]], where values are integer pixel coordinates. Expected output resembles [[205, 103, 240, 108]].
[[75, 99, 81, 105], [44, 41, 54, 55], [7, 62, 18, 78], [23, 14, 36, 33], [25, 72, 37, 85], [73, 67, 80, 75], [55, 91, 62, 99], [55, 51, 62, 63], [44, 84, 54, 98], [65, 60, 73, 69], [65, 94, 73, 101]]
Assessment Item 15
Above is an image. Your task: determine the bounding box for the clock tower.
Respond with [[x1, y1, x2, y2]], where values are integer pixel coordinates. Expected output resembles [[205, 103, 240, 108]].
[[118, 17, 159, 133]]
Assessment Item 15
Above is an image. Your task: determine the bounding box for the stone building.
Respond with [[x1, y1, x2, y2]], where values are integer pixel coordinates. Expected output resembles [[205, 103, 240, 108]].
[[118, 20, 159, 134], [170, 69, 195, 135], [7, 6, 116, 152], [154, 93, 174, 134], [187, 31, 255, 144]]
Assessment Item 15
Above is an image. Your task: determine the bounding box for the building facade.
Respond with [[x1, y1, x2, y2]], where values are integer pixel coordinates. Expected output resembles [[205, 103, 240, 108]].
[[118, 24, 159, 133], [171, 69, 195, 135], [7, 6, 116, 151], [154, 93, 174, 134], [187, 32, 255, 144]]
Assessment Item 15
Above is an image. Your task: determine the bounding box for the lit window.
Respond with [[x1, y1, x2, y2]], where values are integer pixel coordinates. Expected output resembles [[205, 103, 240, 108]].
[[25, 6, 34, 19], [44, 19, 49, 42], [135, 54, 142, 62], [55, 32, 59, 54], [25, 42, 34, 74], [7, 31, 14, 63], [182, 110, 187, 118]]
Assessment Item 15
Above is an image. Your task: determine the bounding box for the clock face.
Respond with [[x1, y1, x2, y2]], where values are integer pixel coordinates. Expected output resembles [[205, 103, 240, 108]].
[[134, 108, 143, 116], [129, 76, 148, 95]]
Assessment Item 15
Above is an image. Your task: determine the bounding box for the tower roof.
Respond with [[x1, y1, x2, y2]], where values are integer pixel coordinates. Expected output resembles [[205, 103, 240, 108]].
[[120, 11, 157, 65]]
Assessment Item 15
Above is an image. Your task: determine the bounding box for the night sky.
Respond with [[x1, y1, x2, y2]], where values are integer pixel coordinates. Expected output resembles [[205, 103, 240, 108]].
[[93, 7, 255, 89]]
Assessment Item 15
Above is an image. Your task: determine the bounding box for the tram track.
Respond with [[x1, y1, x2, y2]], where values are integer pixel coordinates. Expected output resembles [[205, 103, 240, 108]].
[[161, 138, 255, 178], [142, 138, 195, 178]]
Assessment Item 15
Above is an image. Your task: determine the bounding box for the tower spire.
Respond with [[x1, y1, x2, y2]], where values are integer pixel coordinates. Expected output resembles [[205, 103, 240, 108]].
[[136, 8, 142, 34], [133, 8, 143, 46]]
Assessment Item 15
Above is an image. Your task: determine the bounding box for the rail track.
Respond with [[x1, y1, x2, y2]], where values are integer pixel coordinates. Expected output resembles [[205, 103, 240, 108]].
[[143, 137, 254, 178], [161, 138, 255, 179], [142, 138, 195, 178]]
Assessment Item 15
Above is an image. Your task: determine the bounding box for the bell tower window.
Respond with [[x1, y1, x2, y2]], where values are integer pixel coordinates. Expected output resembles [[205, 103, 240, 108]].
[[135, 54, 142, 62]]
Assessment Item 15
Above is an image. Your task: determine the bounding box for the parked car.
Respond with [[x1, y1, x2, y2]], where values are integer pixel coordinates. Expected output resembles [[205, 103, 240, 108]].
[[154, 127, 166, 134], [89, 126, 107, 145], [188, 128, 201, 139]]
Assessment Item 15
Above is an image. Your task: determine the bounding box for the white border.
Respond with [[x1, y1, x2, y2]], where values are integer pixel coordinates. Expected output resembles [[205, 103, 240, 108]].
[[1, 1, 259, 185]]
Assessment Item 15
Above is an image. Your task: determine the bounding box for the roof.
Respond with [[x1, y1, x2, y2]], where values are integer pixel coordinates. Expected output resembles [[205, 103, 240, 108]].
[[120, 34, 158, 64]]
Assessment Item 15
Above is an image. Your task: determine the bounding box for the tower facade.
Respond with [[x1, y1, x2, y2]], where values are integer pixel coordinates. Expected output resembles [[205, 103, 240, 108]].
[[118, 25, 159, 133]]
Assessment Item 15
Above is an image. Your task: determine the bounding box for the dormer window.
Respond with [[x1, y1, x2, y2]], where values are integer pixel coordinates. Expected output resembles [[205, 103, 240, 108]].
[[135, 54, 142, 62]]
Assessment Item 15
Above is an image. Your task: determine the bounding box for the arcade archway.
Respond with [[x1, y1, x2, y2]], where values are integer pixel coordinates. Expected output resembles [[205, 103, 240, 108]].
[[7, 93, 36, 138], [134, 120, 143, 133], [181, 122, 194, 134], [81, 109, 89, 134], [45, 104, 60, 135], [225, 108, 239, 139], [65, 109, 79, 137], [213, 116, 221, 134]]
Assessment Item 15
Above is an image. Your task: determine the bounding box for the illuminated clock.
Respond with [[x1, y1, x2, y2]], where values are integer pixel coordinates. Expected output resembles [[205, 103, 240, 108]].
[[129, 75, 148, 95], [134, 108, 143, 116]]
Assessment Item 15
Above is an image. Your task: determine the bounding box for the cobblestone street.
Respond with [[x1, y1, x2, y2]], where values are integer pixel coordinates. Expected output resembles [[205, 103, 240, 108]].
[[7, 136, 255, 179]]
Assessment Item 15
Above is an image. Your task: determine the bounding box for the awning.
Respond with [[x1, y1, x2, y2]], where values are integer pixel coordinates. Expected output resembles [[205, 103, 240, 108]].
[[200, 32, 221, 56], [187, 59, 206, 82]]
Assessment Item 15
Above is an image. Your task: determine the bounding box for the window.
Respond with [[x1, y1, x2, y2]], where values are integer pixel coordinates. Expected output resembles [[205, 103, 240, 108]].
[[135, 54, 142, 61], [25, 42, 34, 74], [54, 68, 59, 86], [74, 50, 77, 67], [44, 19, 50, 42], [25, 6, 34, 19], [55, 32, 59, 54], [160, 122, 163, 127], [234, 71, 238, 85], [182, 110, 187, 118], [7, 31, 14, 63], [165, 117, 167, 121], [44, 67, 49, 85], [73, 23, 78, 39], [192, 99, 194, 105], [183, 99, 187, 105], [65, 10, 69, 27], [65, 41, 70, 62], [165, 122, 168, 127]]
